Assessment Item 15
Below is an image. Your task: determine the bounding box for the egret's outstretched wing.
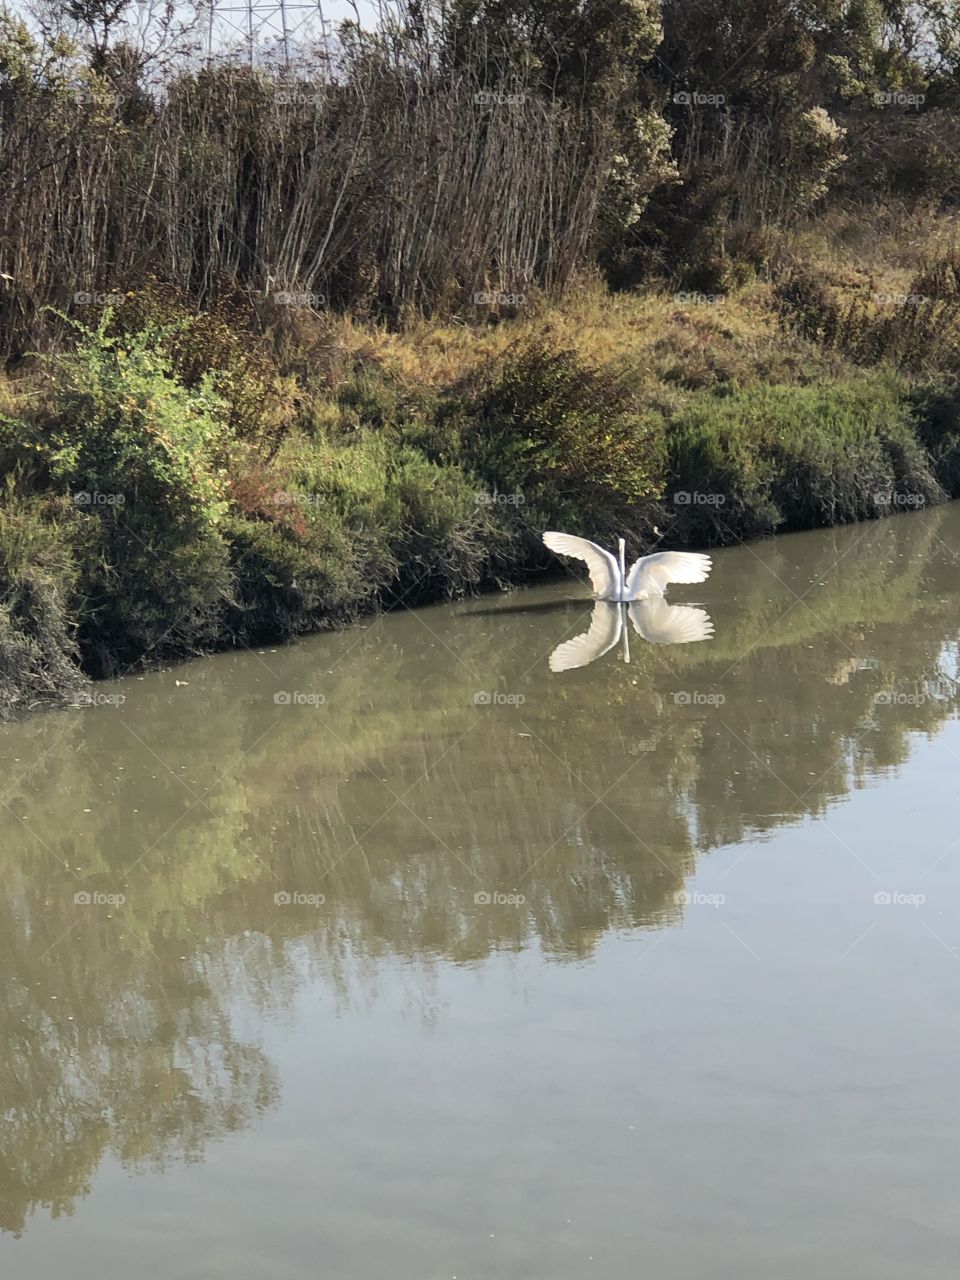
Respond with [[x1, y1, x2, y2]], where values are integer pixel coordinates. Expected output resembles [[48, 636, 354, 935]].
[[629, 600, 714, 645], [549, 603, 622, 672], [543, 532, 620, 599], [625, 551, 712, 600]]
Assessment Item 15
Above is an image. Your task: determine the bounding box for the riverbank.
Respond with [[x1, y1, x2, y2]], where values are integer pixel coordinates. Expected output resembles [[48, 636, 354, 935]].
[[2, 274, 959, 717]]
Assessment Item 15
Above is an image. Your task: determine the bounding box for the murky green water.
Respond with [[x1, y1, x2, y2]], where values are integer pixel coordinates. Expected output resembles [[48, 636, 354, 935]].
[[3, 505, 960, 1278]]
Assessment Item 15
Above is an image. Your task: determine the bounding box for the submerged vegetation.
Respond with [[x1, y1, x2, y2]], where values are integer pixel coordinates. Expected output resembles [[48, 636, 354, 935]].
[[4, 0, 960, 711]]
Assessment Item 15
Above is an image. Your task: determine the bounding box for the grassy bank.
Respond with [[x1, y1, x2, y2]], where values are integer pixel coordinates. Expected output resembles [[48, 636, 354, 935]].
[[2, 270, 960, 716]]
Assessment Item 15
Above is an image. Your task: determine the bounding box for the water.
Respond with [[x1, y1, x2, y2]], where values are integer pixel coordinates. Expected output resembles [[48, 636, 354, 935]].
[[3, 505, 960, 1278]]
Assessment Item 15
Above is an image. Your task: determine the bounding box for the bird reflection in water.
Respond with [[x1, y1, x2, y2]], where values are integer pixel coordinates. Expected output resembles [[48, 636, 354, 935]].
[[549, 599, 715, 672]]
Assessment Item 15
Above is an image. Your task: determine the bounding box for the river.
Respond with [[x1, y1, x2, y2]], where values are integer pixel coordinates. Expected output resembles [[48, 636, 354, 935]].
[[2, 505, 960, 1278]]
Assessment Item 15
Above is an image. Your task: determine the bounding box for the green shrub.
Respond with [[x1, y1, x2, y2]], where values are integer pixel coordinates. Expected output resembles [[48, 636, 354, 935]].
[[438, 342, 665, 549], [910, 385, 960, 497], [110, 283, 300, 446], [667, 378, 943, 543], [40, 311, 235, 673], [0, 488, 85, 714], [222, 514, 369, 645]]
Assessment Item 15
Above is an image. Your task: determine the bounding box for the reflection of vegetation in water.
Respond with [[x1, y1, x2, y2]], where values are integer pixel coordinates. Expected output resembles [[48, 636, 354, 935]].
[[1, 506, 960, 1233]]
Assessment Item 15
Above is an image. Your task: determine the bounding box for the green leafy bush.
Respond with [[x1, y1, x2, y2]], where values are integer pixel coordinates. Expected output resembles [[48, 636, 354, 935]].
[[667, 378, 943, 543], [39, 311, 234, 673], [439, 342, 665, 548], [0, 488, 85, 714]]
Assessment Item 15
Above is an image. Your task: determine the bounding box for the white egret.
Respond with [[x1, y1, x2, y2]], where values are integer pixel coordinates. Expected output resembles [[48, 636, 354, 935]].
[[542, 532, 712, 602]]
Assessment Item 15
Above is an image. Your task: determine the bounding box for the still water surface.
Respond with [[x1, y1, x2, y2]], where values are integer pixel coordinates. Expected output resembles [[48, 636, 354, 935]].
[[3, 507, 960, 1278]]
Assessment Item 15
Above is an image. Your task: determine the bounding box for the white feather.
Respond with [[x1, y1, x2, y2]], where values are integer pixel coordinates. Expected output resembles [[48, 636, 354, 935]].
[[542, 532, 621, 599], [625, 551, 712, 600], [544, 531, 713, 602]]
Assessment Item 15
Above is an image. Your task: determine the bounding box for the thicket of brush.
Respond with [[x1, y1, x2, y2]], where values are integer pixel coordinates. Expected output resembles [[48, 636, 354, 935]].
[[5, 0, 960, 713]]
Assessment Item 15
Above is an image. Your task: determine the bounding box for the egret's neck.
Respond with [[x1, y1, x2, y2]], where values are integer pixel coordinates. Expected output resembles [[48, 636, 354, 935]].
[[618, 538, 626, 599]]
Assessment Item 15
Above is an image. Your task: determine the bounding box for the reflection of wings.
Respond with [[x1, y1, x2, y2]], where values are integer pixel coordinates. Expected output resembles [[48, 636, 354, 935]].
[[628, 600, 714, 645], [549, 603, 623, 672], [625, 551, 712, 600], [543, 532, 621, 599]]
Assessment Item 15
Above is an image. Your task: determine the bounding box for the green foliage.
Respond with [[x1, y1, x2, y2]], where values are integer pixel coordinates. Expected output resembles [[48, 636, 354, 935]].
[[110, 283, 300, 446], [442, 342, 665, 545], [0, 486, 85, 713], [28, 311, 236, 673], [46, 309, 229, 526], [667, 378, 943, 542]]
